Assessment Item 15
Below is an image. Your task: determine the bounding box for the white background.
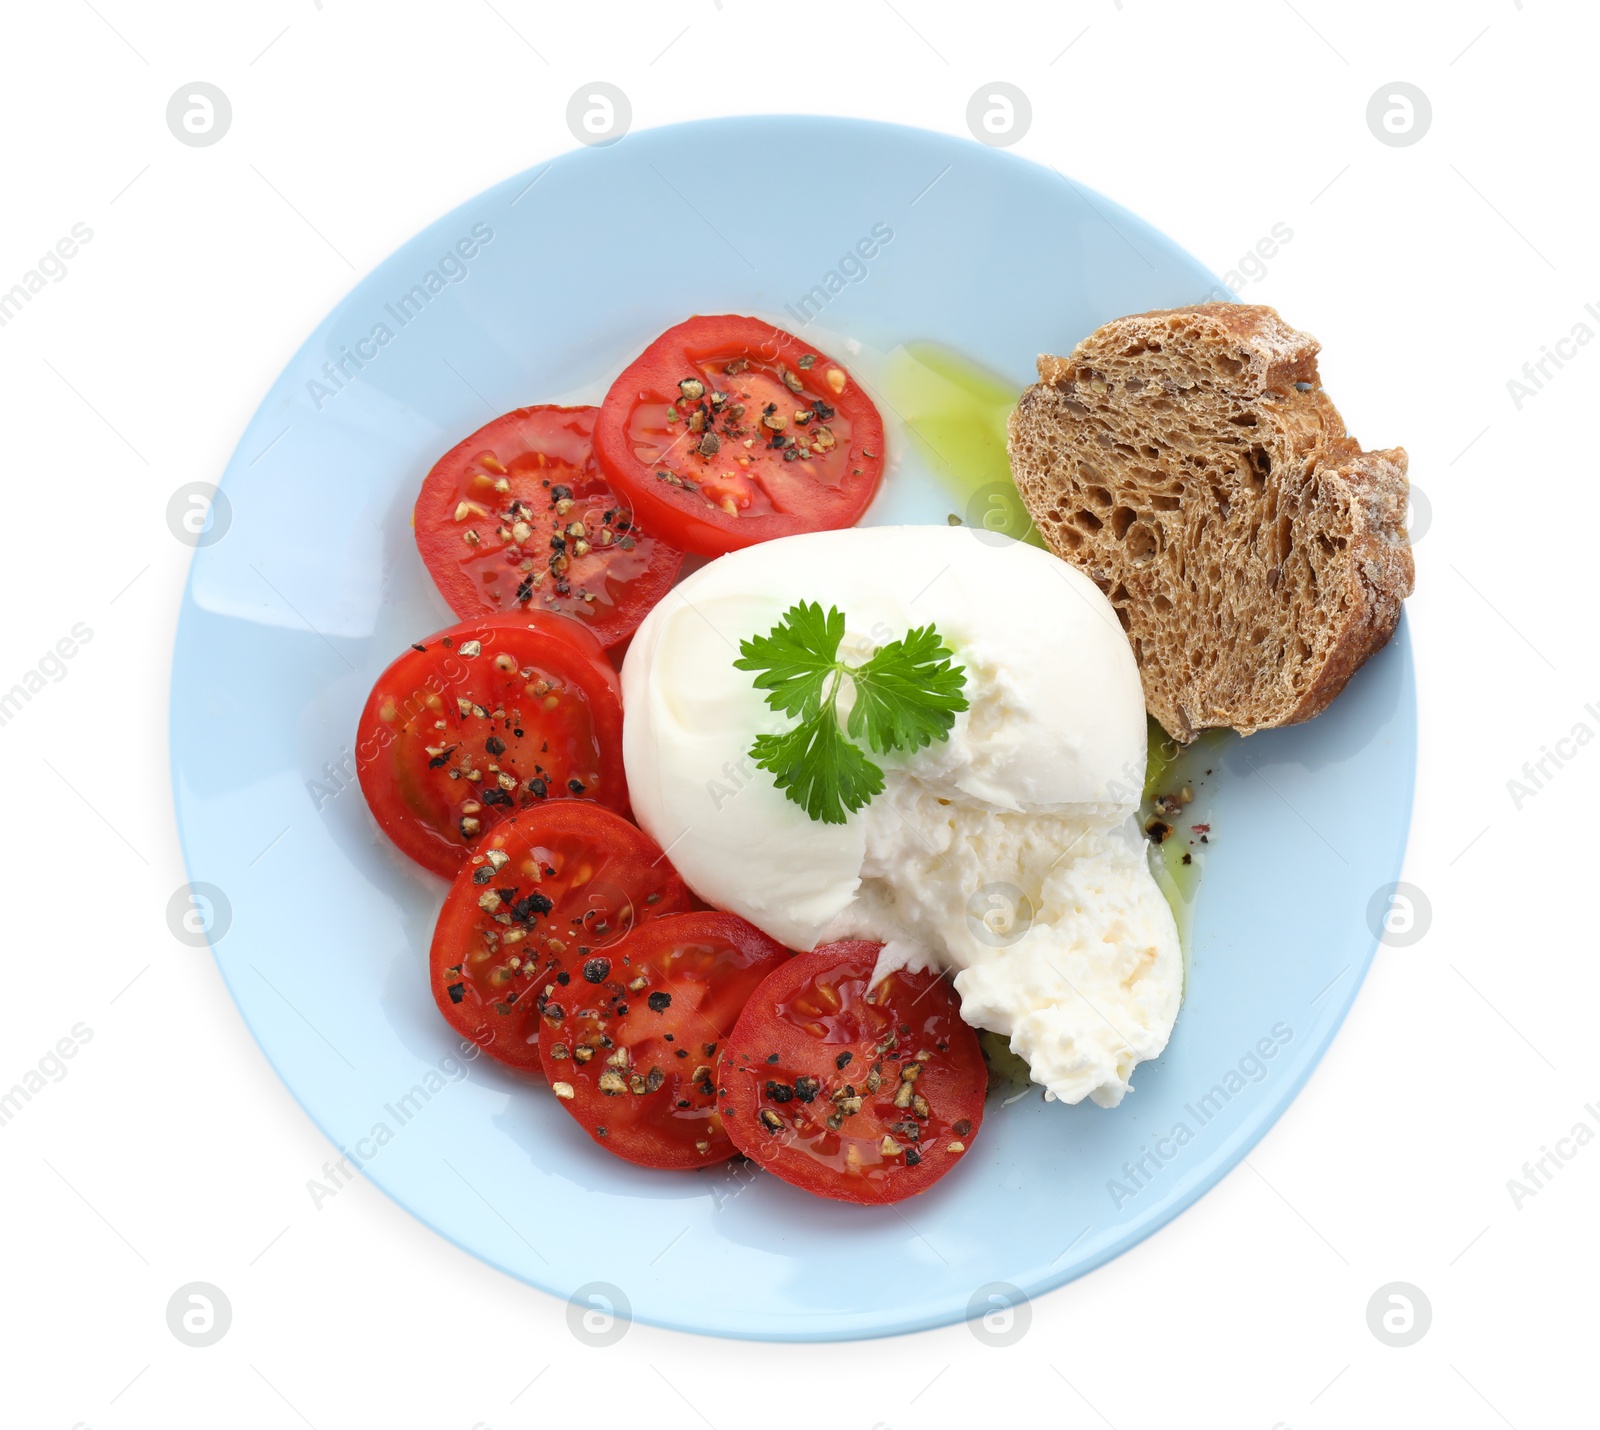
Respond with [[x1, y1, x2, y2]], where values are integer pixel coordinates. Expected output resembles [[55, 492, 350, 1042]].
[[1, 1, 1594, 1426]]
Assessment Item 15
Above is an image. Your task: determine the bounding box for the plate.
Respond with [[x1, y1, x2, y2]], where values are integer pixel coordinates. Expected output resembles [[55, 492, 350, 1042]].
[[170, 116, 1415, 1341]]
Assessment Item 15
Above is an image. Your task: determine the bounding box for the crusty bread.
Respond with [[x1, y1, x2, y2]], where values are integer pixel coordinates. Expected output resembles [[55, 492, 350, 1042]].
[[1007, 303, 1413, 743]]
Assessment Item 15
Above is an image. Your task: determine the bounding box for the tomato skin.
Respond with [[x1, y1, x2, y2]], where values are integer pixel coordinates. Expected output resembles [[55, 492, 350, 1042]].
[[356, 614, 627, 878], [717, 941, 985, 1205], [540, 912, 793, 1169], [429, 803, 693, 1073], [414, 404, 684, 649], [592, 315, 886, 557]]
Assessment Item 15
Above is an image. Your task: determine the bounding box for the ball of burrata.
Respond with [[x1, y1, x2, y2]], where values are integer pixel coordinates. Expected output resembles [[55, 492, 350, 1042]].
[[621, 526, 1181, 1107]]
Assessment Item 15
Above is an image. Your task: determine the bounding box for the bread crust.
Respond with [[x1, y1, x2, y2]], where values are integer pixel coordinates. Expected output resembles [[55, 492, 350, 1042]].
[[1008, 304, 1413, 742]]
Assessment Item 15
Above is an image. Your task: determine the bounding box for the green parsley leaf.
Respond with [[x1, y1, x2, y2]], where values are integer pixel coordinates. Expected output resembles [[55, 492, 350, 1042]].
[[847, 623, 970, 755], [749, 706, 885, 825], [733, 601, 843, 719], [736, 603, 968, 824]]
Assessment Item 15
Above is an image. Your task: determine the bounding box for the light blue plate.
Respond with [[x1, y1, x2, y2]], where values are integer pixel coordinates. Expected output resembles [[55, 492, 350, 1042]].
[[170, 117, 1415, 1341]]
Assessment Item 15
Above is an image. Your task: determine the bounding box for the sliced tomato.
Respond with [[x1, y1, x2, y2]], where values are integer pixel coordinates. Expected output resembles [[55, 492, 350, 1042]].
[[414, 405, 684, 648], [717, 940, 985, 1204], [591, 315, 886, 557], [356, 614, 627, 878], [540, 912, 792, 1169], [429, 803, 693, 1073]]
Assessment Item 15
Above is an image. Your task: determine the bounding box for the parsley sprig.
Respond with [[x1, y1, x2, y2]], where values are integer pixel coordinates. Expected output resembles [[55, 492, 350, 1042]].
[[733, 602, 969, 824]]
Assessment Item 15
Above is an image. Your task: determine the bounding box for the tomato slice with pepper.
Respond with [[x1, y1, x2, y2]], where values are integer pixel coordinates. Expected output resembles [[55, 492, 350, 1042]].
[[540, 912, 792, 1169], [414, 405, 684, 648], [355, 614, 627, 878], [591, 315, 886, 557], [716, 940, 985, 1204], [429, 803, 693, 1073]]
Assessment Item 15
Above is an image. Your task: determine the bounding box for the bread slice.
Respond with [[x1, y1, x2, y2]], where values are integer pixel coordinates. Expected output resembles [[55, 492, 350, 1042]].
[[1007, 303, 1413, 743]]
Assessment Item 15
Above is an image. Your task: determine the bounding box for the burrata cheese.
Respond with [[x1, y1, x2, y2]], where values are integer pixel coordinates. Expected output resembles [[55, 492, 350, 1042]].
[[620, 525, 1181, 1106]]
